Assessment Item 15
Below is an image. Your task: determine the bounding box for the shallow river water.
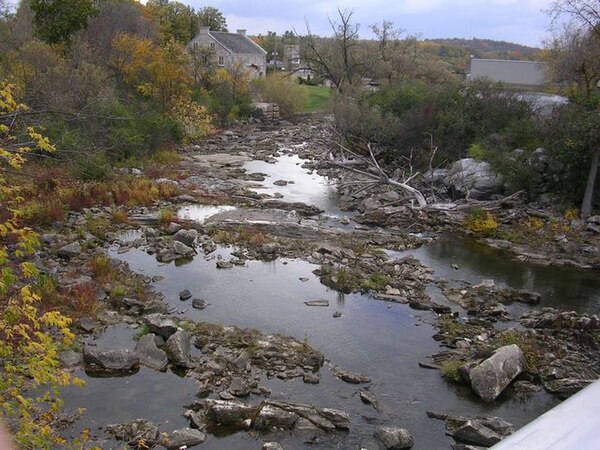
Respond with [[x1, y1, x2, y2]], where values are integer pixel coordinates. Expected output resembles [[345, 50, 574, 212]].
[[63, 152, 600, 449]]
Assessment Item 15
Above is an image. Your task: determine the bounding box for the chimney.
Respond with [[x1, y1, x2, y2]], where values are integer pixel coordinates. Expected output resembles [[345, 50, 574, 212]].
[[199, 26, 210, 35], [237, 29, 246, 36]]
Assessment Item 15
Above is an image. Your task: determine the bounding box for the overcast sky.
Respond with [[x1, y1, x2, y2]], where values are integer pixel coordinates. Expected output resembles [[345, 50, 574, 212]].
[[187, 0, 554, 47]]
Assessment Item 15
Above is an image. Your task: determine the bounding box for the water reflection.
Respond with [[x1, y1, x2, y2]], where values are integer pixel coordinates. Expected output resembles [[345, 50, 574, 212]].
[[244, 154, 344, 215], [177, 204, 236, 223], [393, 234, 600, 314]]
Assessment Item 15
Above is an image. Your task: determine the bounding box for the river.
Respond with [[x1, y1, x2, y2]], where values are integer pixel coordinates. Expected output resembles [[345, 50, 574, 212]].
[[63, 150, 600, 449]]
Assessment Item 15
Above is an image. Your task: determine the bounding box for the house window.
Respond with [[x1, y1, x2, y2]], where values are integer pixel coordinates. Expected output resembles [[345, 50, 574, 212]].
[[218, 56, 224, 66], [192, 42, 198, 51], [210, 42, 215, 51]]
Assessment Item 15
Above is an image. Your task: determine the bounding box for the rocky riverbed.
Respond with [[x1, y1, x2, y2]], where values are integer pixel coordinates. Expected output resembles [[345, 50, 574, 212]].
[[44, 116, 600, 449]]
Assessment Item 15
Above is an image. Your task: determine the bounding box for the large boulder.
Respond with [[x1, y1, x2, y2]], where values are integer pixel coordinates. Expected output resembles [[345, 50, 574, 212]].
[[134, 334, 168, 371], [173, 240, 195, 257], [83, 346, 139, 371], [468, 344, 524, 402], [374, 427, 414, 449], [144, 314, 178, 339], [444, 158, 503, 200], [173, 229, 198, 248], [165, 329, 190, 368]]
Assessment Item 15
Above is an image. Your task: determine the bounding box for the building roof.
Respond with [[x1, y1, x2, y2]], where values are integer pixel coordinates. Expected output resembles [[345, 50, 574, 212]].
[[210, 32, 266, 55]]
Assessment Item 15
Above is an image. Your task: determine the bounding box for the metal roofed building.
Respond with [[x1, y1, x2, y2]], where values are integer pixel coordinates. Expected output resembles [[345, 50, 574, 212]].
[[190, 27, 267, 79], [468, 58, 548, 89]]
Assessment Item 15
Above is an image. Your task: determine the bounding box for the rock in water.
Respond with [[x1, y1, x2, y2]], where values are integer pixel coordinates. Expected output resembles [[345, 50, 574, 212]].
[[203, 399, 257, 429], [179, 289, 192, 301], [144, 314, 178, 339], [192, 298, 208, 310], [216, 259, 233, 269], [106, 419, 159, 447], [134, 334, 168, 371], [253, 404, 299, 430], [164, 428, 206, 449], [374, 427, 414, 449], [173, 229, 198, 247], [165, 329, 190, 368], [304, 300, 329, 307], [83, 346, 139, 371], [333, 367, 371, 384], [468, 344, 524, 402], [445, 415, 514, 447], [173, 240, 195, 256], [263, 443, 284, 450]]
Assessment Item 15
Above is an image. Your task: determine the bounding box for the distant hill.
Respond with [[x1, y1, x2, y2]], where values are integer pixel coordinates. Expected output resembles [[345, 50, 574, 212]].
[[420, 38, 543, 72]]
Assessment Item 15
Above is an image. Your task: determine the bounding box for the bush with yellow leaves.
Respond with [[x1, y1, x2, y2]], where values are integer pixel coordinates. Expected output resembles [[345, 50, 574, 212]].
[[1, 82, 84, 449], [464, 208, 499, 234]]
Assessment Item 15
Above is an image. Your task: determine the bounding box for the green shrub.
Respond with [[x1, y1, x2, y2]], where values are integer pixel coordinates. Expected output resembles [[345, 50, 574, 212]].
[[254, 74, 307, 117], [440, 359, 466, 383], [72, 152, 113, 181]]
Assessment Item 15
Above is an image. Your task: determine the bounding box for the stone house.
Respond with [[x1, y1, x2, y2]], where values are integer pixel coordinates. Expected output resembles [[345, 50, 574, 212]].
[[189, 27, 267, 79]]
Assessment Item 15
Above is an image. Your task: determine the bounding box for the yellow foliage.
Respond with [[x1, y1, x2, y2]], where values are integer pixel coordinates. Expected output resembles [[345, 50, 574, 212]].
[[112, 34, 192, 112], [564, 208, 579, 221], [1, 82, 84, 448], [465, 209, 499, 234], [169, 95, 216, 141], [521, 217, 545, 233]]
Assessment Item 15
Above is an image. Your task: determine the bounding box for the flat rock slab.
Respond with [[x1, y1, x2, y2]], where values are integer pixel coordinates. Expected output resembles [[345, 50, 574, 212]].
[[191, 153, 251, 167], [83, 346, 139, 371], [304, 300, 329, 307], [205, 208, 302, 225], [333, 367, 371, 384]]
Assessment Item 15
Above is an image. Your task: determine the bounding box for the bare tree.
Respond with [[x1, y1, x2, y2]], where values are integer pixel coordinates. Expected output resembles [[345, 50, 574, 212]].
[[299, 8, 372, 91], [370, 20, 422, 83], [550, 0, 600, 38]]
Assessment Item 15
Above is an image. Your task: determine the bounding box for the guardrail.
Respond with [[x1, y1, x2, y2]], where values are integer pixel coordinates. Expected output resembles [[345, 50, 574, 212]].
[[490, 379, 600, 449]]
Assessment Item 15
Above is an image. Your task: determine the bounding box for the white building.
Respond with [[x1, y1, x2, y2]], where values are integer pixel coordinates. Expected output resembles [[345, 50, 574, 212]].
[[469, 59, 548, 88]]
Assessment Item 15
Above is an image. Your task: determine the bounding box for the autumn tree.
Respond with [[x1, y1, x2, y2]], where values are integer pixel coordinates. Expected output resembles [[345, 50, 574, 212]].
[[0, 82, 84, 449]]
